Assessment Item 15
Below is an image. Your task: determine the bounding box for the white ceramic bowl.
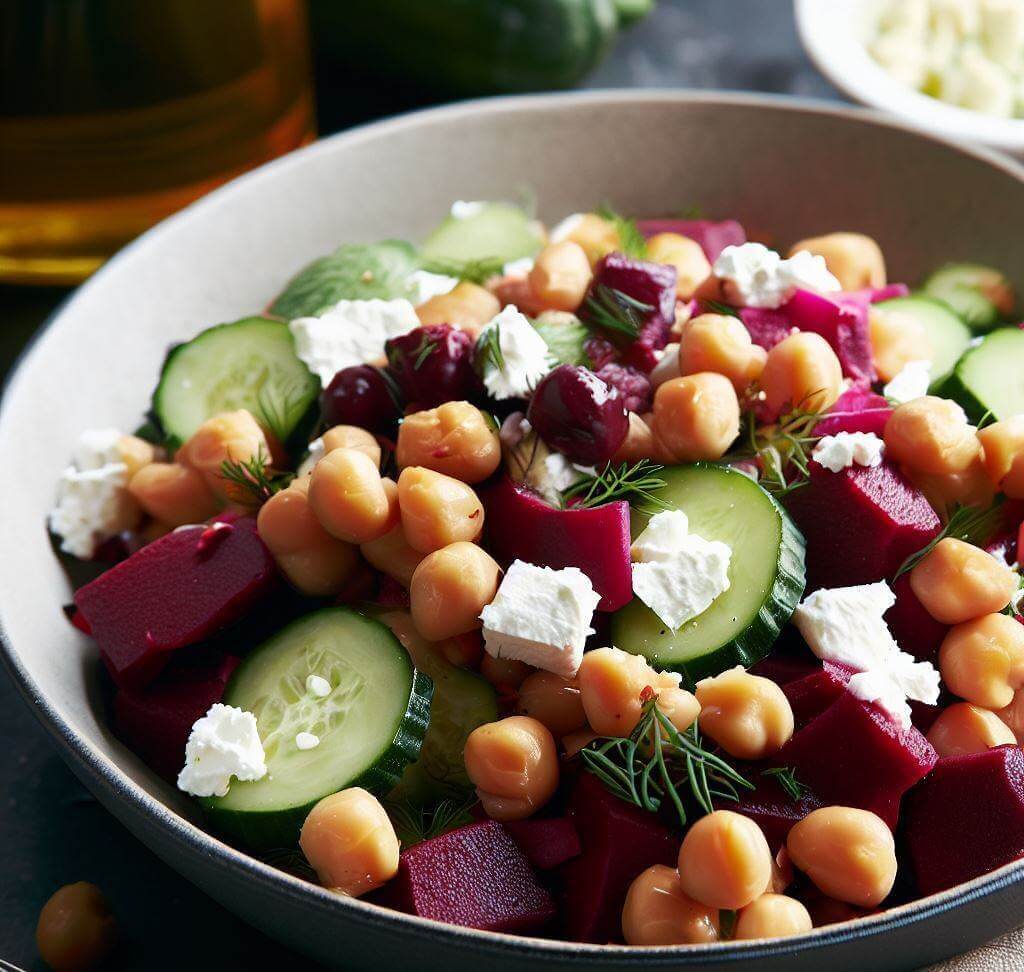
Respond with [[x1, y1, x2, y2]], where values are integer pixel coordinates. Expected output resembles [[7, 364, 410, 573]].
[[3, 91, 1024, 971], [795, 0, 1024, 156]]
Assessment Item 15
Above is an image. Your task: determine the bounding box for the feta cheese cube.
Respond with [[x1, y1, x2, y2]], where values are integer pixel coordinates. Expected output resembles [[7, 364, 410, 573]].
[[713, 243, 840, 309], [406, 270, 458, 304], [177, 703, 267, 798], [289, 298, 420, 386], [71, 428, 124, 471], [883, 359, 932, 404], [811, 432, 886, 473], [49, 463, 132, 559], [650, 343, 683, 389], [479, 305, 553, 400], [480, 560, 600, 677]]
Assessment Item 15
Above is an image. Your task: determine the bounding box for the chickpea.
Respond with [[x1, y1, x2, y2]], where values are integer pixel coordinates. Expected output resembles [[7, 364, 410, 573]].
[[926, 702, 1016, 756], [677, 810, 773, 910], [410, 541, 500, 641], [320, 425, 382, 468], [515, 671, 587, 736], [695, 666, 794, 760], [910, 454, 995, 520], [657, 685, 702, 734], [677, 314, 767, 393], [416, 282, 500, 337], [939, 613, 1024, 708], [397, 466, 484, 553], [309, 448, 396, 545], [884, 397, 980, 476], [562, 727, 598, 758], [577, 646, 687, 736], [786, 806, 896, 908], [997, 687, 1024, 743], [978, 416, 1024, 498], [789, 233, 886, 291], [481, 654, 533, 693], [760, 332, 843, 418], [734, 893, 813, 941], [768, 847, 795, 894], [439, 630, 485, 669], [869, 304, 932, 382], [258, 484, 360, 596], [489, 273, 545, 318], [910, 538, 1017, 625], [117, 434, 157, 478], [652, 373, 741, 463], [36, 882, 117, 972], [299, 788, 400, 897], [464, 715, 559, 821], [360, 523, 424, 587], [611, 411, 673, 465], [128, 462, 219, 527], [646, 233, 712, 300], [621, 864, 720, 946], [528, 241, 593, 312], [178, 409, 269, 499], [550, 211, 620, 265], [396, 401, 500, 484]]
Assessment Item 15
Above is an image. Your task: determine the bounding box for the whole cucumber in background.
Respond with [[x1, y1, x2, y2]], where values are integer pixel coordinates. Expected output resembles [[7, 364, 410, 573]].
[[309, 0, 653, 96]]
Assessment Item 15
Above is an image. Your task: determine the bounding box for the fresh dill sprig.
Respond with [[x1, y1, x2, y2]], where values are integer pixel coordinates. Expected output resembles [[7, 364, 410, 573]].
[[761, 766, 806, 801], [478, 322, 506, 372], [894, 499, 1006, 580], [411, 333, 438, 370], [702, 299, 741, 319], [580, 696, 753, 829], [259, 847, 319, 882], [419, 256, 506, 285], [583, 284, 652, 339], [563, 459, 670, 513], [385, 795, 478, 848], [219, 448, 293, 507], [256, 369, 314, 446], [596, 203, 648, 259]]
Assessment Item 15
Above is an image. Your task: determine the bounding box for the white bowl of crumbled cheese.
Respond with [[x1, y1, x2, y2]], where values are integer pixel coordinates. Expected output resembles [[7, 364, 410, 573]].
[[795, 0, 1024, 156]]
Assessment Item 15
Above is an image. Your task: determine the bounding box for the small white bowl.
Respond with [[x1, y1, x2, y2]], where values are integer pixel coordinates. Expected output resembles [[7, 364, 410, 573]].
[[795, 0, 1024, 156]]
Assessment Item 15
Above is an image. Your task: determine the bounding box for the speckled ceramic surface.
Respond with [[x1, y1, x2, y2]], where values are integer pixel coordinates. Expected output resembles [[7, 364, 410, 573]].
[[2, 92, 1024, 971]]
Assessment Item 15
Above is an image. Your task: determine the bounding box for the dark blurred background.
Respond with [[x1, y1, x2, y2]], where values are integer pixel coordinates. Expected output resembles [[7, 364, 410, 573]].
[[0, 1, 837, 967]]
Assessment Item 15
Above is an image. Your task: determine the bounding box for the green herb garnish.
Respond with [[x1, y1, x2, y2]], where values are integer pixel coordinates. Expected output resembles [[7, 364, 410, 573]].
[[563, 459, 669, 513], [761, 766, 806, 801], [410, 334, 439, 370], [580, 695, 752, 829], [219, 448, 293, 508], [894, 499, 1006, 580], [385, 795, 478, 848], [478, 322, 506, 372], [597, 203, 648, 259], [702, 299, 741, 319], [419, 255, 507, 286], [583, 284, 652, 339]]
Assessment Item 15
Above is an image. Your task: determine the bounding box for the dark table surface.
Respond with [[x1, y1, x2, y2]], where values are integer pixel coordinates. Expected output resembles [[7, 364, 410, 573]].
[[0, 2, 839, 968]]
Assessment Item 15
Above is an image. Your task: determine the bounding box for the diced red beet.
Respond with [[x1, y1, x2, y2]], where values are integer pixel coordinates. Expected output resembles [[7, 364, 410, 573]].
[[389, 821, 555, 933], [583, 334, 618, 371], [771, 691, 937, 828], [885, 574, 949, 661], [727, 778, 822, 850], [739, 306, 794, 351], [814, 387, 893, 438], [637, 218, 747, 261], [74, 518, 278, 689], [594, 362, 653, 413], [620, 319, 672, 373], [559, 773, 679, 943], [839, 284, 911, 307], [906, 746, 1024, 895], [783, 289, 876, 387], [782, 662, 853, 728], [505, 818, 582, 870], [987, 529, 1019, 567], [593, 252, 677, 329], [113, 653, 239, 780], [482, 477, 632, 611], [63, 603, 92, 635], [785, 460, 940, 591]]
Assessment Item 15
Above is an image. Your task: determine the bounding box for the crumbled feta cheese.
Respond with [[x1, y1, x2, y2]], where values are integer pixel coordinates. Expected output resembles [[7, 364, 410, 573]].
[[479, 305, 553, 400], [451, 200, 487, 220], [289, 298, 420, 386], [306, 674, 331, 698], [72, 428, 124, 471], [883, 359, 932, 404], [549, 213, 585, 243], [295, 731, 321, 751], [480, 560, 600, 677], [177, 703, 267, 798], [49, 463, 131, 558], [544, 452, 582, 492], [811, 432, 886, 473], [792, 583, 940, 728], [630, 510, 732, 631], [650, 343, 682, 389], [503, 257, 535, 278], [406, 270, 458, 304], [296, 437, 325, 478], [713, 243, 840, 309]]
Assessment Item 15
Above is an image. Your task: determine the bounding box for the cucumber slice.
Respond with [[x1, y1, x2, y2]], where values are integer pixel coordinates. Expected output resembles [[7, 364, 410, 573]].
[[153, 317, 319, 449], [422, 202, 544, 265], [368, 608, 498, 802], [873, 295, 972, 386], [936, 327, 1024, 423], [203, 608, 432, 848], [922, 263, 1013, 331], [612, 464, 806, 679]]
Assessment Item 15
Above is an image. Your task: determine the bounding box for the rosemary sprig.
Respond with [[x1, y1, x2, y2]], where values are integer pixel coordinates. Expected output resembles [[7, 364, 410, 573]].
[[563, 459, 669, 513], [761, 766, 806, 801], [255, 369, 313, 446], [219, 448, 293, 507], [385, 795, 478, 848], [419, 255, 506, 285], [893, 498, 1006, 580], [597, 203, 648, 259], [583, 284, 652, 339], [580, 696, 752, 829]]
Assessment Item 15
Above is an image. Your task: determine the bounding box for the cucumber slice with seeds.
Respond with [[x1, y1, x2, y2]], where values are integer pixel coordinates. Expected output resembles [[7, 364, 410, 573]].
[[873, 295, 972, 387], [422, 202, 544, 265], [922, 263, 1012, 332], [203, 608, 432, 848], [612, 464, 806, 680]]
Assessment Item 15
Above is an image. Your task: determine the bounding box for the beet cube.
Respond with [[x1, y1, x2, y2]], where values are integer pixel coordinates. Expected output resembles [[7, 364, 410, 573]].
[[559, 773, 679, 943], [782, 662, 853, 728], [74, 518, 277, 688], [593, 252, 677, 329], [637, 218, 746, 261], [727, 778, 822, 850], [814, 387, 893, 438], [772, 691, 937, 828], [785, 461, 940, 592], [906, 746, 1024, 895], [885, 574, 949, 661], [505, 818, 582, 870], [389, 821, 555, 933], [783, 289, 876, 387], [739, 306, 794, 351]]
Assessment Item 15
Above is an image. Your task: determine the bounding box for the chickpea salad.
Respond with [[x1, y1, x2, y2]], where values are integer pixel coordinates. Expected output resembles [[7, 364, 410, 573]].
[[52, 199, 1024, 945]]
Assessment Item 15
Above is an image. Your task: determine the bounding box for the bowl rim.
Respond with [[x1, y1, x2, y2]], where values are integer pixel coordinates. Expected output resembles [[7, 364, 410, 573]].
[[793, 0, 1024, 153], [4, 87, 1024, 964]]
